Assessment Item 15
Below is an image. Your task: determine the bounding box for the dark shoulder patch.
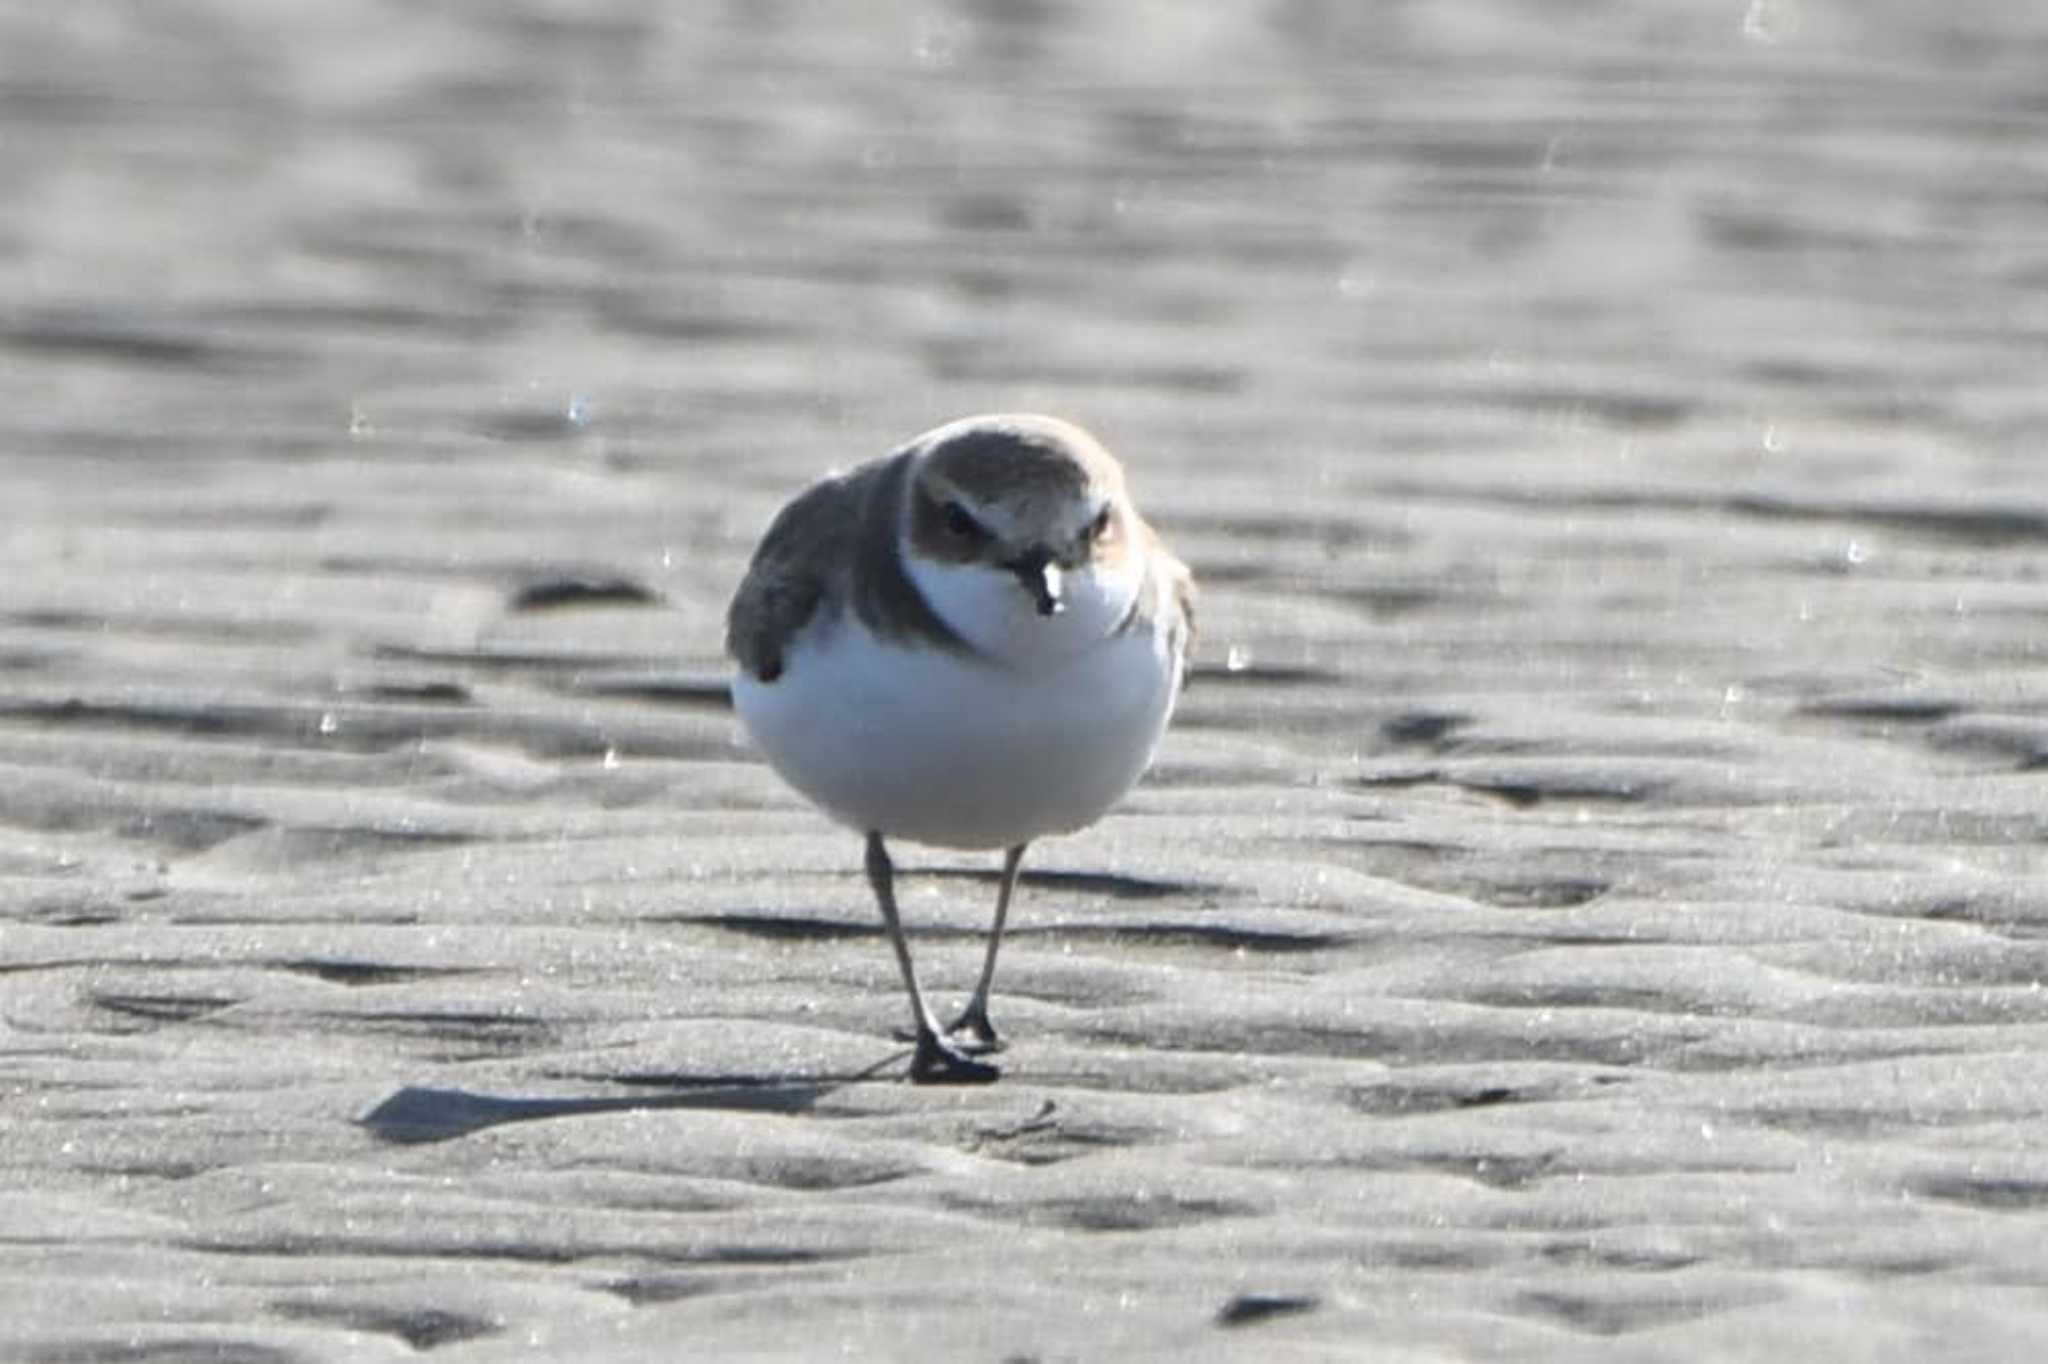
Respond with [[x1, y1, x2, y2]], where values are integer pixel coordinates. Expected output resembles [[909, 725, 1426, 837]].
[[847, 450, 971, 653], [724, 463, 873, 681], [726, 450, 974, 680]]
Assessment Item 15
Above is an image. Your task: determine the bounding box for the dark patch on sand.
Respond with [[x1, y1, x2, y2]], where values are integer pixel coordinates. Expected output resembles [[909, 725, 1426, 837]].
[[89, 992, 239, 1028], [1216, 1292, 1321, 1328], [268, 1301, 499, 1351], [23, 1342, 306, 1364], [270, 958, 476, 987], [508, 574, 661, 612]]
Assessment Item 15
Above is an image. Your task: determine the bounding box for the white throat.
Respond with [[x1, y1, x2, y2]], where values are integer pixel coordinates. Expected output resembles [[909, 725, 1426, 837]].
[[903, 547, 1139, 669]]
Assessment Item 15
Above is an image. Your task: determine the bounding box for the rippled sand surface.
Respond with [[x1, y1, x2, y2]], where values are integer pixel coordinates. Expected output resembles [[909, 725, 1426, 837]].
[[8, 2, 2048, 1358]]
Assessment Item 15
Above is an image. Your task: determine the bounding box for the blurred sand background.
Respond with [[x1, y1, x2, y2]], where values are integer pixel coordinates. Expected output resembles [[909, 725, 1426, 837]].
[[7, 1, 2048, 1358]]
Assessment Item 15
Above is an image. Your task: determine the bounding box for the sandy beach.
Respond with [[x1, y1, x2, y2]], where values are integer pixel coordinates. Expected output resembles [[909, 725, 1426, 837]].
[[7, 2, 2048, 1358]]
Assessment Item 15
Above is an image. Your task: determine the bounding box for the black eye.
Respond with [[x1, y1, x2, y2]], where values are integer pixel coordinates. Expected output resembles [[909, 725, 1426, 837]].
[[943, 500, 986, 540], [1088, 505, 1114, 540]]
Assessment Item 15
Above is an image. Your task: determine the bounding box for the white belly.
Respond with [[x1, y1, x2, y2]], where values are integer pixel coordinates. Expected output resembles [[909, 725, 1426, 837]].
[[732, 619, 1179, 851]]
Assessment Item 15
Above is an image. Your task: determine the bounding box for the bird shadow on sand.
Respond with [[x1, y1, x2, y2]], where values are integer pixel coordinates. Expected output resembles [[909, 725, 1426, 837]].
[[358, 1056, 905, 1145]]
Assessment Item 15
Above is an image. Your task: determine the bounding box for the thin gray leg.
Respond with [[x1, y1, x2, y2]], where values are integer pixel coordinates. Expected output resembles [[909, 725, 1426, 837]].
[[947, 842, 1027, 1052], [864, 831, 998, 1084]]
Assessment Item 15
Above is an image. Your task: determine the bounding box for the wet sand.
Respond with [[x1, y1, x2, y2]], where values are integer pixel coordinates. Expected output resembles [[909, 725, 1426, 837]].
[[7, 2, 2048, 1359]]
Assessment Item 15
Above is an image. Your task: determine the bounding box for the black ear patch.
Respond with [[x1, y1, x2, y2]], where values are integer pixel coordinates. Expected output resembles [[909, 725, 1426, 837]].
[[943, 499, 989, 541]]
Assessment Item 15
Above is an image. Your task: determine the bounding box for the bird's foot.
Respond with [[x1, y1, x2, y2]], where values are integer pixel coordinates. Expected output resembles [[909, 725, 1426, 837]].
[[910, 1029, 1001, 1085], [944, 997, 1005, 1054]]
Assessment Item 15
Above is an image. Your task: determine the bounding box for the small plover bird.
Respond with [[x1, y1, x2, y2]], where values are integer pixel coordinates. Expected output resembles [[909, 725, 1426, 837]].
[[727, 414, 1193, 1083]]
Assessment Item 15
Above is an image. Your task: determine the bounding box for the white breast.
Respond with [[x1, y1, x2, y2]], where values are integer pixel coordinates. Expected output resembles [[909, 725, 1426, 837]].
[[732, 561, 1181, 851]]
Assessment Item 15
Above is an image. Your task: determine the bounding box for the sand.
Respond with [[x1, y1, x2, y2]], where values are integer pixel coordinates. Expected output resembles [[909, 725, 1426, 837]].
[[6, 1, 2048, 1359]]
